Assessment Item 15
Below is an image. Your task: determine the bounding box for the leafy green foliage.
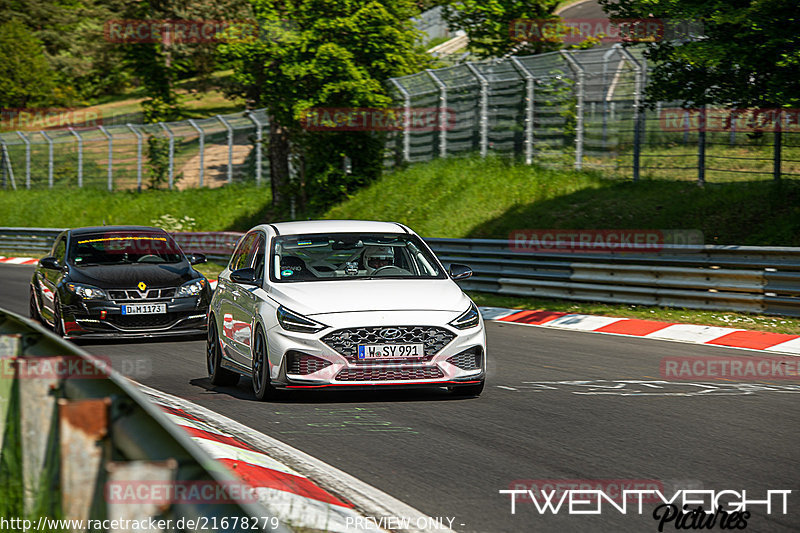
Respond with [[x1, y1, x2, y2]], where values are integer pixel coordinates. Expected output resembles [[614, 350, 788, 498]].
[[442, 0, 561, 58], [600, 0, 800, 107], [0, 21, 56, 107], [220, 0, 430, 210]]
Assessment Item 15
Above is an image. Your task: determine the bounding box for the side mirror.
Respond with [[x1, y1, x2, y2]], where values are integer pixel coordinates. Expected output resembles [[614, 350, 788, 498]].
[[39, 257, 61, 270], [189, 253, 207, 265], [448, 263, 473, 281], [230, 267, 259, 285]]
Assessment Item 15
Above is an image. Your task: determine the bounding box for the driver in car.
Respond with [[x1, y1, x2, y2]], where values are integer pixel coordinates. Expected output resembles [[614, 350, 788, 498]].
[[363, 246, 395, 274]]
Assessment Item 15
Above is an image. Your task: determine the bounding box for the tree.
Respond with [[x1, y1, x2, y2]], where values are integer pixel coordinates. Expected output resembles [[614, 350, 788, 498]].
[[0, 20, 56, 108], [599, 0, 800, 108], [442, 0, 561, 59], [220, 0, 429, 213]]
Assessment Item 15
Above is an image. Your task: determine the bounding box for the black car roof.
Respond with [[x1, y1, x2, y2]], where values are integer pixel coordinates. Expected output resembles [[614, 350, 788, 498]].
[[68, 225, 168, 236]]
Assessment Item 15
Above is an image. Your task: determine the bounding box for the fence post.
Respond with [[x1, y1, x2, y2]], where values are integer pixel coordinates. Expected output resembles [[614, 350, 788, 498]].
[[698, 105, 706, 186], [98, 126, 113, 191], [217, 115, 234, 183], [245, 111, 263, 185], [0, 142, 17, 190], [188, 119, 205, 187], [40, 131, 54, 188], [426, 69, 448, 158], [618, 47, 642, 182], [774, 109, 782, 181], [158, 123, 175, 189], [601, 47, 617, 149], [16, 132, 31, 189], [68, 127, 83, 187], [389, 78, 411, 163], [511, 57, 535, 165], [560, 50, 584, 170], [127, 124, 143, 192], [465, 62, 489, 157]]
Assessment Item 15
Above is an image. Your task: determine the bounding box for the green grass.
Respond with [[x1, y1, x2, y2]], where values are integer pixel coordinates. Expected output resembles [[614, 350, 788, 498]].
[[324, 155, 800, 245], [0, 183, 271, 231]]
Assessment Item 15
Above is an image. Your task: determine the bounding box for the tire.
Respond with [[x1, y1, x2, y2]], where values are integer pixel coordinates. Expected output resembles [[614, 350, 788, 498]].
[[29, 286, 41, 324], [450, 380, 485, 397], [53, 295, 65, 337], [251, 326, 275, 401], [207, 316, 239, 386]]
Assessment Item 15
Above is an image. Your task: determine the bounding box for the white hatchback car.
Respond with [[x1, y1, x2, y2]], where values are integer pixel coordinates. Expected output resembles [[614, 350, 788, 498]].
[[206, 220, 486, 400]]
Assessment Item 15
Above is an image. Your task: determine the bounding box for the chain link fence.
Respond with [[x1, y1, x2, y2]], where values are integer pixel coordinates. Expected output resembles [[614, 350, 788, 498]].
[[0, 109, 269, 190], [386, 44, 800, 182], [2, 44, 798, 190]]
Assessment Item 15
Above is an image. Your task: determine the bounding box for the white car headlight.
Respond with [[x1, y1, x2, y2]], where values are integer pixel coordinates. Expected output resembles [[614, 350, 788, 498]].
[[450, 302, 480, 330], [66, 283, 108, 300], [178, 278, 206, 297], [277, 306, 327, 333]]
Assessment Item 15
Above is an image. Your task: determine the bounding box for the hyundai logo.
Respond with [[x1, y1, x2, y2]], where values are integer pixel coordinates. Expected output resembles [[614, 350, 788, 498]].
[[380, 328, 402, 340]]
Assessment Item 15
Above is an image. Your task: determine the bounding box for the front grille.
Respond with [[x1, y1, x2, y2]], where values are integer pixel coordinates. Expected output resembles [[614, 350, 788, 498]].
[[108, 288, 177, 301], [335, 366, 444, 382], [108, 312, 179, 329], [322, 326, 455, 362], [287, 352, 332, 375], [447, 347, 482, 370]]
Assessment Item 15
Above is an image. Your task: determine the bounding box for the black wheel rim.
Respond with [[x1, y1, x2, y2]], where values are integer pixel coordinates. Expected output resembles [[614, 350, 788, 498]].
[[252, 333, 266, 392], [207, 320, 217, 375], [54, 298, 63, 335]]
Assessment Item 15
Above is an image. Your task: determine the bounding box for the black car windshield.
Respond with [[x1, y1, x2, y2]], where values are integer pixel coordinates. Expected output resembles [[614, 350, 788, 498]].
[[69, 231, 184, 265], [271, 233, 445, 282]]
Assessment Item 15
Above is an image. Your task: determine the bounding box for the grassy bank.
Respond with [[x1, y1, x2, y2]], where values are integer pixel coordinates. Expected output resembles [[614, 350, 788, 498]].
[[324, 156, 800, 245]]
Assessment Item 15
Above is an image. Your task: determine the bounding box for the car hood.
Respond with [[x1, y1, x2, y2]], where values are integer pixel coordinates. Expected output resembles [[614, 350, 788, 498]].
[[66, 263, 197, 288], [268, 279, 471, 316]]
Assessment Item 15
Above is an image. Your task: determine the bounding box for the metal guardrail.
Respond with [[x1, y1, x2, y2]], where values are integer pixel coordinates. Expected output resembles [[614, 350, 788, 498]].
[[2, 227, 800, 316], [428, 238, 800, 316], [0, 306, 289, 530]]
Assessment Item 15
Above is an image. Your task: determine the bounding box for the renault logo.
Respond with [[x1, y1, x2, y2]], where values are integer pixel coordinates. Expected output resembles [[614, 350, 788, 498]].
[[138, 281, 147, 291], [380, 328, 402, 340]]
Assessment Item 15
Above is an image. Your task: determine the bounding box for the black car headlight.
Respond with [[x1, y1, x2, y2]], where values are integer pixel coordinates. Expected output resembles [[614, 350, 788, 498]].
[[66, 283, 108, 300], [277, 306, 327, 333], [177, 278, 206, 297], [449, 302, 480, 330]]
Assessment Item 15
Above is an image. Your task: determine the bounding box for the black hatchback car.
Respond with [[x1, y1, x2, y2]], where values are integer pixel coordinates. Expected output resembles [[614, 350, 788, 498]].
[[29, 226, 212, 339]]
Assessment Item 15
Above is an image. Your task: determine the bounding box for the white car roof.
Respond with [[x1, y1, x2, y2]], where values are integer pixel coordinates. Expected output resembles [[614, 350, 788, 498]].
[[267, 220, 411, 236]]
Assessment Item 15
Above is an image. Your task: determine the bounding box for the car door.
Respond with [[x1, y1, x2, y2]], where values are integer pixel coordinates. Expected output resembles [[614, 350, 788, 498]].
[[39, 233, 67, 322], [236, 231, 267, 364], [218, 232, 257, 365]]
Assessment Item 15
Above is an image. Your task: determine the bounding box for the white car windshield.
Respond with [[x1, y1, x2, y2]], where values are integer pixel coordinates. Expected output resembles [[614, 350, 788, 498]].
[[271, 233, 445, 282]]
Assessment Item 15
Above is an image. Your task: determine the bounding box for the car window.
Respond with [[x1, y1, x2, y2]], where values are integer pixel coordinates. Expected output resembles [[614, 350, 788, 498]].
[[53, 236, 66, 263], [230, 233, 257, 271], [251, 234, 266, 280], [68, 231, 183, 266], [270, 232, 445, 282]]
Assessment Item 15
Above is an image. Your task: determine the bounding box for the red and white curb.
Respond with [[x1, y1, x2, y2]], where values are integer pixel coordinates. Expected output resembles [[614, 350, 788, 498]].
[[480, 307, 800, 356], [137, 384, 454, 533], [0, 256, 38, 265]]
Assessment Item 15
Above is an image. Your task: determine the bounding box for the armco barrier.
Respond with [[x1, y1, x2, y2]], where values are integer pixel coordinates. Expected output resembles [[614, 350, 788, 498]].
[[0, 306, 288, 531], [2, 227, 800, 316]]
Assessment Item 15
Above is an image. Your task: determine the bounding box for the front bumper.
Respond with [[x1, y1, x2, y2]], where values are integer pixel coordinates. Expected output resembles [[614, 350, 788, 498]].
[[61, 296, 208, 339], [266, 311, 487, 389]]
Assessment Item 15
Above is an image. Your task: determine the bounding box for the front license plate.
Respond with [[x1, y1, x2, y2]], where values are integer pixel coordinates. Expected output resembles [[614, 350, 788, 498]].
[[357, 343, 425, 359], [121, 303, 166, 315]]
